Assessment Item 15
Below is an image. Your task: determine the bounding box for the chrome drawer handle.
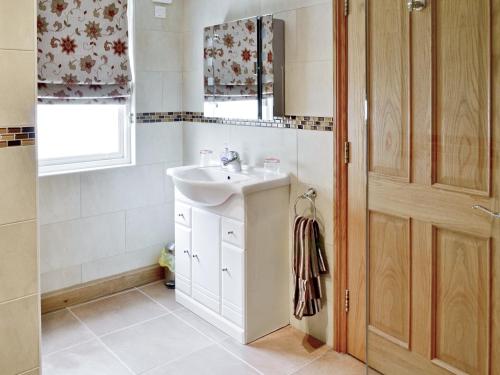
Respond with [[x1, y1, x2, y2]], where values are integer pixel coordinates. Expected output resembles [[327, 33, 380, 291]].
[[227, 231, 234, 235], [472, 205, 500, 219]]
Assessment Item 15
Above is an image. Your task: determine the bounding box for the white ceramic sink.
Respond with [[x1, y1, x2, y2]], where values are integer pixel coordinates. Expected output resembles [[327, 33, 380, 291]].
[[167, 165, 290, 206]]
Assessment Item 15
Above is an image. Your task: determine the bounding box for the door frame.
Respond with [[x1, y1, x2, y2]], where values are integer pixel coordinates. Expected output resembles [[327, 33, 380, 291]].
[[333, 0, 367, 359], [333, 0, 349, 354]]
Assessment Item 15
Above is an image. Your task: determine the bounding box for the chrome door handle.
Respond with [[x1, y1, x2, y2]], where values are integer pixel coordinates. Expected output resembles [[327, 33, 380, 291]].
[[472, 205, 500, 219], [183, 250, 190, 255], [192, 254, 199, 260], [407, 0, 425, 12], [222, 267, 229, 272]]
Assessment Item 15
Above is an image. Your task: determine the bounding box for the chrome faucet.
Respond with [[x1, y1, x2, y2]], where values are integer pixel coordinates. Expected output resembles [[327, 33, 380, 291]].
[[220, 147, 242, 172]]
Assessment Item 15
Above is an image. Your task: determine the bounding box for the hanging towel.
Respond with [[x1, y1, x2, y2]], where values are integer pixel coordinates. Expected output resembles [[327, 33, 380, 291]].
[[293, 216, 328, 319]]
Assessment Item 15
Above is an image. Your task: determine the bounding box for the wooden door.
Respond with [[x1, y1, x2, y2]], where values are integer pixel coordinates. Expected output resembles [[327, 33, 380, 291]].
[[347, 0, 500, 374], [191, 209, 221, 312]]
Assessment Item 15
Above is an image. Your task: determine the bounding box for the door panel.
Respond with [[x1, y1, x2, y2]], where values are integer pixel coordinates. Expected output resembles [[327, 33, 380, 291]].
[[175, 224, 192, 295], [434, 229, 490, 375], [347, 0, 500, 373], [368, 0, 409, 179], [368, 211, 410, 348], [191, 209, 221, 312], [433, 0, 490, 193]]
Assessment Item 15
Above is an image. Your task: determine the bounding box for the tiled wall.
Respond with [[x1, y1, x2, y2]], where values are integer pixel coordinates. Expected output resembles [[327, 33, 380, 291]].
[[38, 0, 184, 293], [181, 0, 335, 346], [0, 1, 41, 374], [136, 112, 335, 131], [182, 0, 334, 117]]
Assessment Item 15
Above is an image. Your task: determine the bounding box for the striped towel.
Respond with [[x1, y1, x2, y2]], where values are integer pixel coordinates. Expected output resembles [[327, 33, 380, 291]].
[[293, 216, 328, 319]]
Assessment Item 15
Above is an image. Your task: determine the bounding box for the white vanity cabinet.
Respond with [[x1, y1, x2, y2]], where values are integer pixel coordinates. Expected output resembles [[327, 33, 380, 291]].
[[173, 185, 290, 344]]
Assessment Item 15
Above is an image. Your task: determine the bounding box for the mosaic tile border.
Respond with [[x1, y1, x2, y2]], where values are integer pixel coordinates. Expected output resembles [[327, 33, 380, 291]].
[[135, 112, 334, 131], [0, 127, 36, 148]]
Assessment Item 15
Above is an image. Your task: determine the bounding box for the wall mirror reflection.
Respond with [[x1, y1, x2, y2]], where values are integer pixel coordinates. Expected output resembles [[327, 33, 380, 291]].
[[204, 15, 284, 120]]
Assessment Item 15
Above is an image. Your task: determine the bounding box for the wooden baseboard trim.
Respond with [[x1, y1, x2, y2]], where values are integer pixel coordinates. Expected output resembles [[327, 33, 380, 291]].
[[41, 265, 164, 314]]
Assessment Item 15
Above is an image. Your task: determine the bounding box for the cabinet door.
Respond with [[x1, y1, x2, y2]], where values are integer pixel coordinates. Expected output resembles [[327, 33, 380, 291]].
[[221, 243, 244, 327], [191, 209, 221, 312], [175, 225, 192, 295]]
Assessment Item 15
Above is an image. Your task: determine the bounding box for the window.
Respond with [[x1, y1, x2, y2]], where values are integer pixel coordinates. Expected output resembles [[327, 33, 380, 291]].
[[36, 0, 133, 176], [37, 104, 132, 176]]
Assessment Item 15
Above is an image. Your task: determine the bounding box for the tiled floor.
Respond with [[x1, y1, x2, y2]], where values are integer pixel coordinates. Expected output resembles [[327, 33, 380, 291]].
[[41, 281, 365, 375]]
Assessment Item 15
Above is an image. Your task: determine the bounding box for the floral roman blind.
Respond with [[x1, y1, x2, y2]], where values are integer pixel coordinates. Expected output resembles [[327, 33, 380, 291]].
[[204, 17, 259, 101], [37, 0, 132, 104]]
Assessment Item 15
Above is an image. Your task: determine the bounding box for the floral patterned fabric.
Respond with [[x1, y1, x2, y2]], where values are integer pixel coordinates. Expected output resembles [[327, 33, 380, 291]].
[[204, 17, 259, 100], [204, 16, 278, 101], [37, 0, 131, 103]]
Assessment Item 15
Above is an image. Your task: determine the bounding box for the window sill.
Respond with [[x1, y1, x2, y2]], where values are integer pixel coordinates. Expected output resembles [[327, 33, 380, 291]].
[[38, 158, 135, 177]]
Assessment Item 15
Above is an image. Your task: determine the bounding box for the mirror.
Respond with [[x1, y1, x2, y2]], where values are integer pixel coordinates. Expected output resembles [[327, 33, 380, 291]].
[[204, 15, 284, 121]]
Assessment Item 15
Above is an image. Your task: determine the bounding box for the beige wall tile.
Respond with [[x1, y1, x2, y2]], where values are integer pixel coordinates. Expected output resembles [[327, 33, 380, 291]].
[[41, 265, 82, 294], [0, 0, 35, 51], [0, 295, 40, 374], [285, 60, 334, 117], [135, 30, 182, 72], [0, 221, 38, 304], [0, 50, 36, 127], [296, 2, 333, 62], [38, 174, 81, 225], [0, 146, 37, 225]]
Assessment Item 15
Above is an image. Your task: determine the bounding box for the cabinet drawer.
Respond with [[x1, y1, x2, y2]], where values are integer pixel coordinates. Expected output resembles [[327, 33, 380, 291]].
[[222, 218, 245, 248], [175, 202, 192, 226]]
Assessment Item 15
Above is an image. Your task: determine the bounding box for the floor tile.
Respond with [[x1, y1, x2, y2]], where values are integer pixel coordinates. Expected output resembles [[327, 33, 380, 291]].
[[139, 281, 184, 311], [174, 307, 229, 342], [144, 344, 259, 375], [42, 340, 132, 375], [292, 350, 365, 375], [220, 326, 329, 375], [100, 314, 212, 374], [70, 290, 165, 336], [42, 309, 93, 356]]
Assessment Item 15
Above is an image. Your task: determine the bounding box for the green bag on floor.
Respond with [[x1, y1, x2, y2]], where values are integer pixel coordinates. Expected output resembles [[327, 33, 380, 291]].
[[158, 247, 175, 272]]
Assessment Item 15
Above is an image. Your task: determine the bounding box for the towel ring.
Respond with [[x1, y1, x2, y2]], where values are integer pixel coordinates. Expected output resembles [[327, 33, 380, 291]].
[[294, 188, 317, 220]]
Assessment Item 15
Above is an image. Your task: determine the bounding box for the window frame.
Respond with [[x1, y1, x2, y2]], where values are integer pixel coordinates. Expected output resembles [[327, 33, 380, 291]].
[[37, 102, 134, 176]]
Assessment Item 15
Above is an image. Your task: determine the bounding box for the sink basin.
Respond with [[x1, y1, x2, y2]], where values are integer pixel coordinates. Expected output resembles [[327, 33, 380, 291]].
[[167, 165, 290, 206]]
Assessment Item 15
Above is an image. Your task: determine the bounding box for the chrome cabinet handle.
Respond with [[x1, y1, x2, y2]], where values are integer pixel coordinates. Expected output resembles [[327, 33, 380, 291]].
[[227, 231, 234, 235], [192, 254, 199, 260], [183, 250, 190, 255], [472, 205, 500, 219], [178, 213, 185, 218], [222, 267, 229, 272], [407, 0, 425, 12]]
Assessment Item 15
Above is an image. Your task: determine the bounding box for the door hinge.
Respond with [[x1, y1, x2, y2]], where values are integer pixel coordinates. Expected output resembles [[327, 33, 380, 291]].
[[345, 289, 350, 313], [344, 141, 351, 164], [364, 97, 368, 122], [344, 0, 349, 16]]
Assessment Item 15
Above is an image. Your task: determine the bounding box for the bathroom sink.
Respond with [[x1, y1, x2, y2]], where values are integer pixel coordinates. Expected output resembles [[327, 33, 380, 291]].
[[167, 165, 290, 206]]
